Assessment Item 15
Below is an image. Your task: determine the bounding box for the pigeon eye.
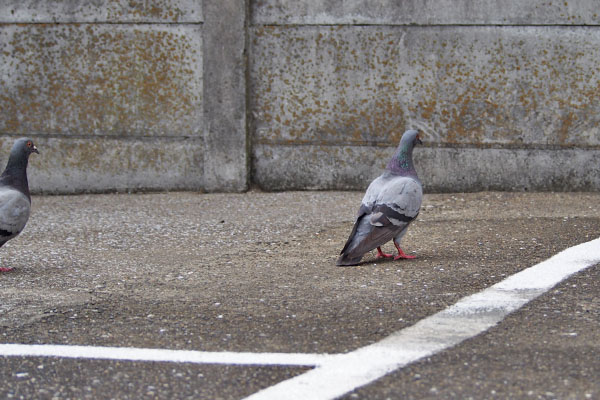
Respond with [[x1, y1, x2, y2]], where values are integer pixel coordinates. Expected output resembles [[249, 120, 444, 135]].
[[26, 141, 32, 147]]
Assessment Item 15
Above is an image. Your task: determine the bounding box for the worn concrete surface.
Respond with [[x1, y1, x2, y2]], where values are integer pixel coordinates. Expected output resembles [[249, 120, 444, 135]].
[[251, 26, 600, 148], [10, 137, 204, 194], [252, 0, 600, 25], [346, 266, 600, 400], [253, 144, 600, 192], [0, 0, 203, 23], [0, 1, 207, 193], [249, 24, 600, 190], [0, 191, 598, 399], [0, 24, 203, 137], [0, 21, 204, 192]]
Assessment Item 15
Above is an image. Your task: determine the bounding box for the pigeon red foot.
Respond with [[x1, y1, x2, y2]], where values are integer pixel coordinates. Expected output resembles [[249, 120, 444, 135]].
[[393, 240, 416, 260], [376, 242, 416, 261], [376, 246, 394, 259], [0, 267, 14, 272]]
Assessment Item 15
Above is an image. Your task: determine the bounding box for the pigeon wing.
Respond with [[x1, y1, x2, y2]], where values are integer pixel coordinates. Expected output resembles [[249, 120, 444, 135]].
[[0, 188, 31, 241], [376, 176, 422, 220]]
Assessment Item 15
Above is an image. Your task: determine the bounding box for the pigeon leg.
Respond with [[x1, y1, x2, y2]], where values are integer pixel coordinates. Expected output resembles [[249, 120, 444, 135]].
[[0, 267, 14, 272], [393, 240, 416, 260], [376, 246, 394, 259]]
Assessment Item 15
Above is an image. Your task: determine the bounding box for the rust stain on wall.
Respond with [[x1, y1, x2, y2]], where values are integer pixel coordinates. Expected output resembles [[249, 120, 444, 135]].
[[0, 24, 203, 137], [0, 0, 202, 23], [250, 25, 600, 149], [103, 0, 191, 21]]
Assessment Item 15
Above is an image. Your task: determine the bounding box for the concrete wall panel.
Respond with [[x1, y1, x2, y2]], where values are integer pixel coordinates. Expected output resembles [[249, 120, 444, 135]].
[[253, 144, 600, 192], [252, 0, 600, 26], [250, 24, 600, 190], [0, 24, 203, 138], [250, 25, 600, 149], [0, 1, 202, 23], [0, 136, 203, 193]]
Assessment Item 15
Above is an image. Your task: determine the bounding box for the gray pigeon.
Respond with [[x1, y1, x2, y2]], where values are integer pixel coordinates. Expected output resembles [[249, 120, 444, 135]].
[[0, 138, 39, 272], [337, 130, 422, 266]]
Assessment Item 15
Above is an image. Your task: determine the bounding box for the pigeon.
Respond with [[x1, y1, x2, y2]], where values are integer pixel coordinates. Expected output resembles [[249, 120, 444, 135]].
[[0, 138, 39, 272], [337, 130, 422, 266]]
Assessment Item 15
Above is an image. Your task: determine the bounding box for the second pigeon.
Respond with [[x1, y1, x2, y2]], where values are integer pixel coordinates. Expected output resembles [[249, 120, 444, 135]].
[[0, 138, 39, 272], [337, 130, 422, 266]]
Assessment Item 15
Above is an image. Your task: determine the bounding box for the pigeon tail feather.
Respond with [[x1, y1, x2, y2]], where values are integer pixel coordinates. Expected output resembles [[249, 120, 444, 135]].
[[336, 254, 364, 266]]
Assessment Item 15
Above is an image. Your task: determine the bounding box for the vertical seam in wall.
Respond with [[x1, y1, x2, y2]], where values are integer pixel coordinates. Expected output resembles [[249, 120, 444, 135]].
[[244, 0, 252, 190]]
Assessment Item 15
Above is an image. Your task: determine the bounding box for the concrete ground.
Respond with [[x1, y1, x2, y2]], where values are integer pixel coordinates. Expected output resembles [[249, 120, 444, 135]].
[[0, 191, 598, 399]]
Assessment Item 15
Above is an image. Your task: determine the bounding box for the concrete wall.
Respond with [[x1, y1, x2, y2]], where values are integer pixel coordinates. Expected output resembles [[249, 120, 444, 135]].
[[0, 0, 248, 193], [250, 0, 600, 192], [1, 1, 599, 193]]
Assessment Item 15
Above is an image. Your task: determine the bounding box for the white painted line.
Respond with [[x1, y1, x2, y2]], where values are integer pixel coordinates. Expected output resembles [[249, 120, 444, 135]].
[[0, 344, 328, 367], [245, 237, 600, 400]]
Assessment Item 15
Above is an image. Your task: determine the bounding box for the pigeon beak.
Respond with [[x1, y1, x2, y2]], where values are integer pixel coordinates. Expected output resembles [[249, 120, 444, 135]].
[[32, 145, 39, 154], [415, 135, 423, 146]]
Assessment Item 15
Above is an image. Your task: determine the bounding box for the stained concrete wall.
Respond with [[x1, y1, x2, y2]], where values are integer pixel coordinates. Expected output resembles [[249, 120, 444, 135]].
[[250, 0, 600, 191], [1, 1, 599, 193], [0, 0, 248, 193], [0, 1, 209, 193]]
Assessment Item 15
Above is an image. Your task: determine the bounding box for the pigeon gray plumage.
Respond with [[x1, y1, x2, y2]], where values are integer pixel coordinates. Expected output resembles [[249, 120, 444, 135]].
[[337, 130, 422, 266], [0, 138, 39, 272]]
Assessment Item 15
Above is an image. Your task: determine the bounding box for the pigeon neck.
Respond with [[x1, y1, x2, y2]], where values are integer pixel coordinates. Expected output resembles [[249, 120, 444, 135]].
[[1, 152, 30, 198], [386, 145, 417, 178]]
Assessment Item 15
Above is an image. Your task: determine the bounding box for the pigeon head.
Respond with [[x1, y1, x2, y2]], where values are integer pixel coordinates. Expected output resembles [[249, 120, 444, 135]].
[[1, 138, 39, 197], [12, 138, 39, 158], [399, 129, 422, 148], [6, 138, 40, 169], [6, 138, 39, 169], [386, 130, 422, 177]]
